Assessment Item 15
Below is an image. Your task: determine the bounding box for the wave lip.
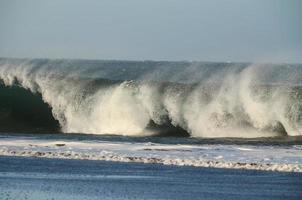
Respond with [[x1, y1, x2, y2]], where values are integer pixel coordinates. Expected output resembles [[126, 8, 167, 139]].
[[0, 58, 302, 138]]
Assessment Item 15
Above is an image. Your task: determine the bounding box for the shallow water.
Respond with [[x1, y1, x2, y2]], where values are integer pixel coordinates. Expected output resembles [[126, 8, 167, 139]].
[[1, 133, 302, 172], [2, 132, 302, 146], [0, 156, 302, 200]]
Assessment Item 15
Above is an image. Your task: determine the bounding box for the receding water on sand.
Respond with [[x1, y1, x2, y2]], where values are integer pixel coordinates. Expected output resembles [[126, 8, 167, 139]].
[[1, 156, 302, 200]]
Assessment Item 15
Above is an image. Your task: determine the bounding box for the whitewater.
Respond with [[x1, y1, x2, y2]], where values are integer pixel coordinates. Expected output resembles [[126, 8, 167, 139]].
[[1, 134, 302, 172], [1, 58, 302, 138]]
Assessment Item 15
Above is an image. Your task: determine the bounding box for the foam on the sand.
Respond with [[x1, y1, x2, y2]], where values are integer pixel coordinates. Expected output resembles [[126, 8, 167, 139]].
[[0, 136, 302, 172]]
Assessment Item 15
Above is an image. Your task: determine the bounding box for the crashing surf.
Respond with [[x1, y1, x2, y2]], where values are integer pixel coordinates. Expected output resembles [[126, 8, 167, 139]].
[[0, 58, 302, 138]]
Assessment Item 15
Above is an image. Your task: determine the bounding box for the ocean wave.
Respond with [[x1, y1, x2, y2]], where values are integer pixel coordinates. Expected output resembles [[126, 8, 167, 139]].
[[0, 58, 302, 138]]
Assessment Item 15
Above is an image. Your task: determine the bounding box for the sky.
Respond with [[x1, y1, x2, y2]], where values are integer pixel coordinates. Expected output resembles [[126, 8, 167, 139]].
[[0, 0, 301, 62]]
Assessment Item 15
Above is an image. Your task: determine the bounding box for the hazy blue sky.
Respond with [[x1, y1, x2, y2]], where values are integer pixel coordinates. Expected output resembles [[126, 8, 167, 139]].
[[0, 0, 301, 62]]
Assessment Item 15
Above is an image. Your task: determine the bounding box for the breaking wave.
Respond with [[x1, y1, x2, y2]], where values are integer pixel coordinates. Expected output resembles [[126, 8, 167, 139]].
[[0, 58, 302, 138]]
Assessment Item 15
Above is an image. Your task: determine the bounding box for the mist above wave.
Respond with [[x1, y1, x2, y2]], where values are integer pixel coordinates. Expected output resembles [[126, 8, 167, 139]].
[[0, 58, 302, 138]]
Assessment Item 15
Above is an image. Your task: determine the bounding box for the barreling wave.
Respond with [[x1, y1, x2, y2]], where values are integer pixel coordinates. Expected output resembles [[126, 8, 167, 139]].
[[0, 58, 302, 138]]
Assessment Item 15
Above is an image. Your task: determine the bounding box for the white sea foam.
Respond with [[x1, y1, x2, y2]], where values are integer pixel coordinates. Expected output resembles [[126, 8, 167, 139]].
[[0, 136, 302, 172]]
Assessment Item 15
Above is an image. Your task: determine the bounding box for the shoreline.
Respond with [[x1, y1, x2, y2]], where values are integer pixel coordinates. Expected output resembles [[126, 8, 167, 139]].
[[1, 150, 302, 173], [0, 148, 302, 173]]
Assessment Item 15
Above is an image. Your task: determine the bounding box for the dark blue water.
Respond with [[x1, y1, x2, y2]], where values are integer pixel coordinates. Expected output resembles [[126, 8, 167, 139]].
[[0, 156, 301, 200]]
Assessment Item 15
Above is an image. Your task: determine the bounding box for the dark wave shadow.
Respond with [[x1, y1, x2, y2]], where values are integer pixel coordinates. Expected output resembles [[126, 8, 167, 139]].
[[0, 83, 60, 133]]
